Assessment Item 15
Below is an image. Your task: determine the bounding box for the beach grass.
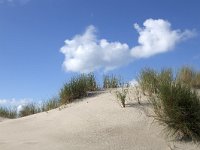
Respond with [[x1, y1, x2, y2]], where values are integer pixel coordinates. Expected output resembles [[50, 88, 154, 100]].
[[115, 88, 128, 107], [0, 106, 17, 119], [18, 103, 41, 117], [41, 97, 60, 112], [138, 67, 200, 142], [177, 66, 200, 89], [150, 81, 200, 142], [103, 75, 120, 89], [59, 73, 98, 104]]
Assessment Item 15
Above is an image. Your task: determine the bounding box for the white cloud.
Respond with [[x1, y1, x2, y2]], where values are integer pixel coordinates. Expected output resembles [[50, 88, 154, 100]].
[[0, 98, 32, 114], [131, 18, 196, 58], [60, 19, 196, 73], [60, 25, 132, 73], [0, 98, 31, 107], [129, 79, 139, 87], [17, 105, 24, 114]]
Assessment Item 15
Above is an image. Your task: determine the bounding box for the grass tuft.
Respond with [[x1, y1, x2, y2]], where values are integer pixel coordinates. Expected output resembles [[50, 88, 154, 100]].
[[177, 66, 195, 87], [41, 97, 60, 112], [0, 106, 17, 119], [103, 75, 120, 89], [150, 81, 200, 142], [138, 67, 200, 142], [138, 68, 158, 95], [115, 88, 128, 107], [18, 103, 41, 117], [59, 73, 97, 104]]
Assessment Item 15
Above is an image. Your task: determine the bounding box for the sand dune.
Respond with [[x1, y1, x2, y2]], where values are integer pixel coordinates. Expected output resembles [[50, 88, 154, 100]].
[[0, 117, 8, 122], [0, 91, 199, 150]]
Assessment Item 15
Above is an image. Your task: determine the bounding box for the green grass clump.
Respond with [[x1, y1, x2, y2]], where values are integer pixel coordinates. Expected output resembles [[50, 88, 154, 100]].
[[138, 68, 158, 95], [138, 68, 173, 95], [86, 73, 97, 91], [138, 67, 200, 142], [176, 66, 200, 89], [18, 103, 41, 117], [0, 106, 17, 119], [150, 81, 200, 142], [41, 97, 60, 112], [177, 66, 195, 87], [158, 68, 173, 83], [192, 72, 200, 89], [59, 73, 97, 104], [103, 75, 120, 89]]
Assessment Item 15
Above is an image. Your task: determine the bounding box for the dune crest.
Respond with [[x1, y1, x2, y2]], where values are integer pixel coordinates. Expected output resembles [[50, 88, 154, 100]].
[[0, 91, 199, 150]]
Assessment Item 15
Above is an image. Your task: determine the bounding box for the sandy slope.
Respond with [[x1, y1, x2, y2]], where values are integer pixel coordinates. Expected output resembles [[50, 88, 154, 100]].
[[0, 91, 199, 150], [0, 117, 8, 122]]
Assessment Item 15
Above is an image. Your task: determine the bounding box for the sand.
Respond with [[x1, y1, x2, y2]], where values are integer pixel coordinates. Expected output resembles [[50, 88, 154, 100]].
[[0, 117, 8, 122], [0, 90, 199, 150]]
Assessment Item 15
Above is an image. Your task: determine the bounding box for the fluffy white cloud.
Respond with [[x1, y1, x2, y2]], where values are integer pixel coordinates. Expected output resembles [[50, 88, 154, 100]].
[[131, 18, 195, 58], [60, 25, 131, 73], [60, 19, 196, 73], [129, 79, 139, 87]]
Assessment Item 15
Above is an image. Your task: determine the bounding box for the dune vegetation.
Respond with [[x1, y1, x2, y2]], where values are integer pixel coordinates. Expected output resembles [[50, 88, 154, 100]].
[[0, 107, 17, 119], [138, 66, 200, 142], [59, 73, 97, 105], [1, 66, 200, 143], [1, 73, 98, 118], [103, 74, 121, 89]]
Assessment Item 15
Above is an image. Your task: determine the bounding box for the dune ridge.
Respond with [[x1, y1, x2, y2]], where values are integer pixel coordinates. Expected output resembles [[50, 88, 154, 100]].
[[0, 91, 199, 150]]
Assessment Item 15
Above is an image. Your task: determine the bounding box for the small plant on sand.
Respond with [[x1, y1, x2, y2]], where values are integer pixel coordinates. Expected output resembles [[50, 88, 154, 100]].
[[150, 78, 200, 142], [115, 88, 128, 107], [0, 106, 17, 119], [134, 86, 142, 105]]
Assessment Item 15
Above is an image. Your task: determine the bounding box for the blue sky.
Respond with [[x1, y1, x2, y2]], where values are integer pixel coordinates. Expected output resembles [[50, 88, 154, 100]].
[[0, 0, 200, 106]]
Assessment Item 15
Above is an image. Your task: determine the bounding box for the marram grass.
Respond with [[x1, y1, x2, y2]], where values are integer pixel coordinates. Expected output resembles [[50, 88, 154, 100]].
[[138, 67, 200, 142], [0, 106, 17, 119], [150, 81, 200, 142], [59, 73, 98, 104]]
